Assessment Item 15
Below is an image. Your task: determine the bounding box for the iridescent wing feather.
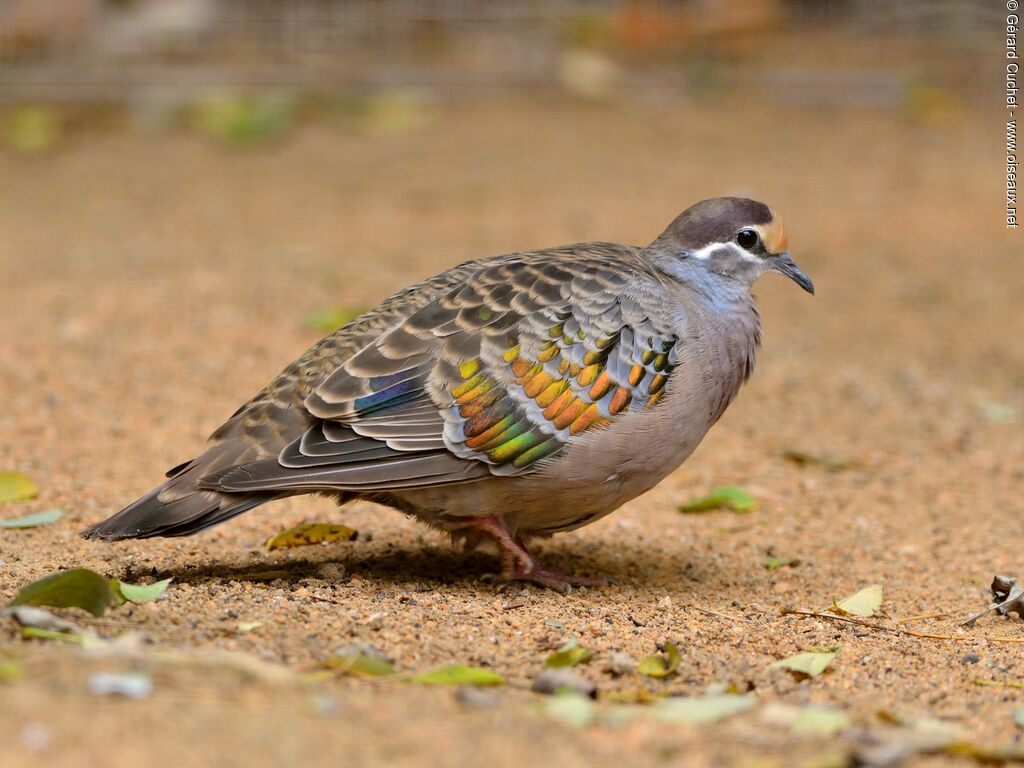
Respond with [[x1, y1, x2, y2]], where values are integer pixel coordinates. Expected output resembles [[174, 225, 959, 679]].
[[202, 245, 678, 494]]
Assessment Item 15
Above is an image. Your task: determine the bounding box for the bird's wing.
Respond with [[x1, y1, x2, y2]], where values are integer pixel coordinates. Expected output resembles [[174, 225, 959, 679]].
[[200, 245, 680, 494]]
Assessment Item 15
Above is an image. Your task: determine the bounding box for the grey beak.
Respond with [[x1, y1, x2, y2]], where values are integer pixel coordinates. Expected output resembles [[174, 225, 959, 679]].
[[771, 252, 814, 295]]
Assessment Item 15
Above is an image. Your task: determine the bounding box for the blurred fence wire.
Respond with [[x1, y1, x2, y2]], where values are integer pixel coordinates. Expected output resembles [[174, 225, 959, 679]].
[[0, 0, 994, 104]]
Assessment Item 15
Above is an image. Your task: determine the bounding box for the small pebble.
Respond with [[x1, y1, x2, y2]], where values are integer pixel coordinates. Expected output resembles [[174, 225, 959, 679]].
[[308, 694, 342, 716], [531, 668, 596, 698], [317, 563, 346, 581], [455, 686, 499, 709], [88, 671, 153, 699], [961, 653, 980, 665], [604, 651, 636, 677], [334, 643, 391, 662], [20, 722, 50, 752]]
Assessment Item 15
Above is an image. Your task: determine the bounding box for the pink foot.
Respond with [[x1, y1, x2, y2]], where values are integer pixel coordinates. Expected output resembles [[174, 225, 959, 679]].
[[503, 562, 609, 593], [458, 516, 608, 593]]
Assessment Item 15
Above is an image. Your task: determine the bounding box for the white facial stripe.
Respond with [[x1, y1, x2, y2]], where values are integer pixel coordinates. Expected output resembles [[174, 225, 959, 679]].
[[690, 241, 760, 262]]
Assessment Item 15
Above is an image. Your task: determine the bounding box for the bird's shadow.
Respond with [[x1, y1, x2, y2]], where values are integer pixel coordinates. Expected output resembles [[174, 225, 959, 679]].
[[121, 539, 735, 595]]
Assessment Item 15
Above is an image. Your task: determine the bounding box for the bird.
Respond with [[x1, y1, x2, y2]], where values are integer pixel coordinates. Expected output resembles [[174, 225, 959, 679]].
[[83, 197, 813, 592]]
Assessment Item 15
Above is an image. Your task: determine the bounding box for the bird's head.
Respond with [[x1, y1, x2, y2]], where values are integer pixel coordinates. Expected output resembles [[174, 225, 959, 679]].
[[647, 197, 814, 295]]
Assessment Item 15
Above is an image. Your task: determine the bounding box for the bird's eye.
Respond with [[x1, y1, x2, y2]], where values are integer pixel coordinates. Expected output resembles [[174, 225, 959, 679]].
[[736, 229, 760, 250]]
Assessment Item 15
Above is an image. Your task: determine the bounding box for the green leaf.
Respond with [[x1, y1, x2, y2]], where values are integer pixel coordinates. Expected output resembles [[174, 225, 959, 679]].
[[791, 706, 851, 736], [193, 93, 294, 145], [21, 626, 85, 643], [763, 554, 798, 570], [1, 106, 61, 154], [782, 449, 857, 472], [409, 664, 505, 686], [111, 577, 172, 604], [545, 639, 594, 668], [0, 508, 62, 529], [0, 657, 23, 681], [322, 653, 396, 677], [0, 472, 38, 503], [543, 691, 596, 727], [265, 522, 358, 551], [637, 641, 681, 678], [650, 694, 754, 724], [11, 568, 115, 617], [771, 651, 837, 678], [832, 584, 883, 617], [678, 486, 757, 514], [305, 308, 367, 334]]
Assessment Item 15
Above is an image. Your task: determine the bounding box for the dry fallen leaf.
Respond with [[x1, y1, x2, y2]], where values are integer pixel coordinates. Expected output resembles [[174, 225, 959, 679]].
[[0, 508, 62, 529], [650, 694, 755, 724], [763, 554, 800, 570], [321, 653, 396, 678], [831, 584, 884, 618], [410, 665, 505, 687], [11, 568, 115, 618], [0, 657, 22, 681], [637, 641, 681, 678], [2, 605, 81, 633], [545, 639, 594, 668], [265, 522, 358, 551], [111, 578, 172, 604], [771, 651, 837, 679], [791, 706, 851, 736], [0, 472, 38, 504], [963, 574, 1024, 627], [678, 487, 756, 514], [782, 449, 859, 472], [543, 691, 597, 726]]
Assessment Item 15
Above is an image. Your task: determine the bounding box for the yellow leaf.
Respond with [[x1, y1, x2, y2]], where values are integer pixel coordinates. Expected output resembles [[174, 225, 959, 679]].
[[265, 522, 358, 551], [409, 665, 504, 686], [545, 639, 594, 668], [0, 472, 38, 503], [832, 585, 883, 617], [771, 651, 836, 678], [321, 653, 395, 677], [637, 641, 681, 678]]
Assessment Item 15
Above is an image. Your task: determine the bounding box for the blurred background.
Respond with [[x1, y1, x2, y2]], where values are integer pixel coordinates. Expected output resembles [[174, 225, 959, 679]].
[[2, 5, 1023, 766], [0, 0, 1015, 463], [0, 0, 1014, 498]]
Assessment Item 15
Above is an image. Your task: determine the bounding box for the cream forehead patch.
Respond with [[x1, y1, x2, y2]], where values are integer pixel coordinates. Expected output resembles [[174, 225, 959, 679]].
[[757, 215, 788, 254]]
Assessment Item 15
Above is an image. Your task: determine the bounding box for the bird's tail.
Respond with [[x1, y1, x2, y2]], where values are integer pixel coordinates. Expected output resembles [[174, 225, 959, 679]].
[[81, 442, 276, 540]]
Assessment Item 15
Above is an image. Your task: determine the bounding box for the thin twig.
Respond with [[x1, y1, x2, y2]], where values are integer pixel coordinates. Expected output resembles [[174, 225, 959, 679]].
[[895, 612, 948, 625], [689, 605, 745, 622], [781, 607, 1024, 644], [782, 608, 898, 633], [309, 593, 347, 606]]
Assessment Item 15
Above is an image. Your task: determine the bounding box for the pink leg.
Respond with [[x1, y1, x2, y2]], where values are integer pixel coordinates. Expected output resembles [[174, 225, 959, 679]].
[[457, 516, 608, 593]]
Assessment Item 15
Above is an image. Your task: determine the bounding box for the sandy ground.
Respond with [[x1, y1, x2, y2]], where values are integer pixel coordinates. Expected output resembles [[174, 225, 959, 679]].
[[0, 98, 1022, 768]]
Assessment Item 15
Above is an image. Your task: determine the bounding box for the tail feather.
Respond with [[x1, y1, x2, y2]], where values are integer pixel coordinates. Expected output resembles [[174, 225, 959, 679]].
[[81, 441, 277, 540], [81, 484, 271, 540]]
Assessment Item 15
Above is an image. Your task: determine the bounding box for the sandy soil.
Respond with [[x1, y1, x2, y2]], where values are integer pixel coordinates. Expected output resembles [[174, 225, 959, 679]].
[[0, 98, 1022, 768]]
